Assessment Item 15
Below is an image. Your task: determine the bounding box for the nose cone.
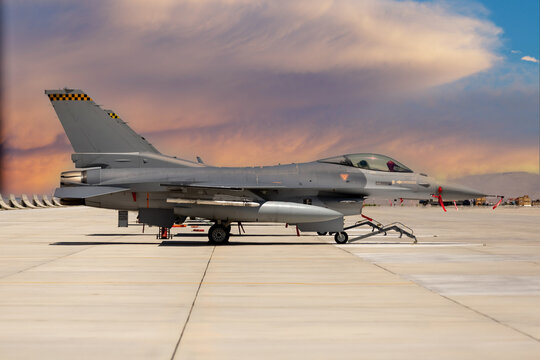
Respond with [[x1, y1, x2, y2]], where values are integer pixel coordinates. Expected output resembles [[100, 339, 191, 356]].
[[438, 182, 485, 201]]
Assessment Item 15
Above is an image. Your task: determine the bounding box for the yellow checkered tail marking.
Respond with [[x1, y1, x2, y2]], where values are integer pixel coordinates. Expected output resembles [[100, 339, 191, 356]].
[[108, 112, 119, 119], [48, 94, 92, 101]]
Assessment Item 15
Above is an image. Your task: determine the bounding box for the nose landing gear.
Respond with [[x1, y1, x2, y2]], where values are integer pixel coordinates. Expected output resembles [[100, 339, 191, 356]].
[[334, 232, 348, 244]]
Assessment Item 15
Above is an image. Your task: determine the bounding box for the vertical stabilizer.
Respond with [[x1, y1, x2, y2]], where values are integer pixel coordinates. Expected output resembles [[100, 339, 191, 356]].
[[45, 89, 160, 154]]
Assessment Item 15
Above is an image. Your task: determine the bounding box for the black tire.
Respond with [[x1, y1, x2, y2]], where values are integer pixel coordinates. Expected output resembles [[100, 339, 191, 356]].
[[208, 224, 230, 244], [334, 232, 348, 244], [317, 232, 328, 236]]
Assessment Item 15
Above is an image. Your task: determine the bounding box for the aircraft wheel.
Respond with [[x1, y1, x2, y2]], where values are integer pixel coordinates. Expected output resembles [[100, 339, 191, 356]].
[[334, 232, 348, 244], [317, 232, 328, 236], [208, 224, 230, 244]]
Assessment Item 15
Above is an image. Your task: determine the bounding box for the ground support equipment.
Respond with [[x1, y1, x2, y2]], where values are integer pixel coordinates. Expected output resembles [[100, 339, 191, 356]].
[[337, 217, 417, 244]]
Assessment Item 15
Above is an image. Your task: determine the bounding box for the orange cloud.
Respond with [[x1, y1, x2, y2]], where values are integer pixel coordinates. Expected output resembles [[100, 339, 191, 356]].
[[376, 134, 539, 180], [2, 119, 538, 195], [3, 152, 72, 195]]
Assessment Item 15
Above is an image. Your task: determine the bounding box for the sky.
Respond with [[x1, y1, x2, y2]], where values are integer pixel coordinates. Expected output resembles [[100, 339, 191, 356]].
[[1, 0, 539, 194]]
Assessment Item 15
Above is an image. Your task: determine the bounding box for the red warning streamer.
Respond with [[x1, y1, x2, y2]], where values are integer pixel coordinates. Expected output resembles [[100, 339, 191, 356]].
[[361, 214, 373, 222], [432, 194, 447, 212], [493, 196, 504, 210]]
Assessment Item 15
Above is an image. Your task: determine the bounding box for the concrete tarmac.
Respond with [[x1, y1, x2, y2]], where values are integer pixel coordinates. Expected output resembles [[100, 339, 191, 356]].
[[0, 206, 539, 359]]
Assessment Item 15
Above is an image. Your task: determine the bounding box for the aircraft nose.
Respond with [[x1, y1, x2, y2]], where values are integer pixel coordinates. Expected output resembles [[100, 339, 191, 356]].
[[438, 183, 485, 201]]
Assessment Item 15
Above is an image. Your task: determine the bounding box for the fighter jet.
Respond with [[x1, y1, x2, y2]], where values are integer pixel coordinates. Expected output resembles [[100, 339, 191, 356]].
[[47, 89, 485, 244]]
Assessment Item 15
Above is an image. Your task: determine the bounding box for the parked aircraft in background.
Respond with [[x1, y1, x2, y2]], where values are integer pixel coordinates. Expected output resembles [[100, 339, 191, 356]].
[[47, 89, 485, 244]]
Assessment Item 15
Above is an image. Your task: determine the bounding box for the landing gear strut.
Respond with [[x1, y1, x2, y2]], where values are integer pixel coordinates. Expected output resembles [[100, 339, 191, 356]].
[[208, 223, 230, 244], [157, 227, 172, 240]]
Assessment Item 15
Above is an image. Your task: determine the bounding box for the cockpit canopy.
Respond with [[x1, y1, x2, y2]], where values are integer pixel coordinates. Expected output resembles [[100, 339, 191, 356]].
[[318, 153, 413, 173]]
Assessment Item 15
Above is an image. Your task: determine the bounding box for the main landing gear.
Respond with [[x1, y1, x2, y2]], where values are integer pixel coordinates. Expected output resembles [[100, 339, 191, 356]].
[[208, 223, 231, 244]]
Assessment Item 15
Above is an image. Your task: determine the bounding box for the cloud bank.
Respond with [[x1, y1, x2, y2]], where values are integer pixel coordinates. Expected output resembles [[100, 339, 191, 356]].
[[2, 0, 538, 194]]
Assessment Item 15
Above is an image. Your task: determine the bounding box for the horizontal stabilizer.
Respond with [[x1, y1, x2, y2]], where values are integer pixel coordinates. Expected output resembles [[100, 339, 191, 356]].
[[54, 186, 127, 199]]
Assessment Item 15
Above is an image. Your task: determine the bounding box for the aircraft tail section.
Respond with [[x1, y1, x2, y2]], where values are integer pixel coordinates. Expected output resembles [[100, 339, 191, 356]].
[[46, 89, 203, 169], [46, 89, 160, 154]]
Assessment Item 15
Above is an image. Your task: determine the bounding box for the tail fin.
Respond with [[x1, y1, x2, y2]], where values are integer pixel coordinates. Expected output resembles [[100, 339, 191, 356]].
[[45, 89, 160, 154], [46, 88, 203, 169]]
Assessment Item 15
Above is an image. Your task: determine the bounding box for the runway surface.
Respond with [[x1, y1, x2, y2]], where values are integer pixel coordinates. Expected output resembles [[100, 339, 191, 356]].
[[1, 206, 539, 359]]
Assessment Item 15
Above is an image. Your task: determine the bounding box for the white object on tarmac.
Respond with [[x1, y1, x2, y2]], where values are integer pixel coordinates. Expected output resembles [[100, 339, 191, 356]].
[[32, 194, 47, 207], [42, 195, 57, 207], [9, 194, 26, 209], [0, 195, 14, 210], [21, 194, 37, 208]]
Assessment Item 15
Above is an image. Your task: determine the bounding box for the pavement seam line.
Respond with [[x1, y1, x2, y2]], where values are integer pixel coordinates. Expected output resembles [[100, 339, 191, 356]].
[[170, 245, 216, 360], [0, 246, 91, 280], [335, 244, 540, 343], [436, 292, 539, 342]]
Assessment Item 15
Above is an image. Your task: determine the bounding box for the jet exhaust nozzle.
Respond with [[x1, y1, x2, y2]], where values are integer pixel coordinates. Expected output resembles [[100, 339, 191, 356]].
[[60, 170, 86, 186]]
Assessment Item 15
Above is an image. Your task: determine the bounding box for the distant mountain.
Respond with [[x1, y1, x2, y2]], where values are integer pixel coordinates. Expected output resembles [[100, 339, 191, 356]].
[[450, 172, 540, 200]]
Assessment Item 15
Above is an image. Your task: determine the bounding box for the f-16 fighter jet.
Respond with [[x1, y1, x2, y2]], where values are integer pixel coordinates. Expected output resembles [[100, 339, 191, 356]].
[[47, 89, 485, 244]]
